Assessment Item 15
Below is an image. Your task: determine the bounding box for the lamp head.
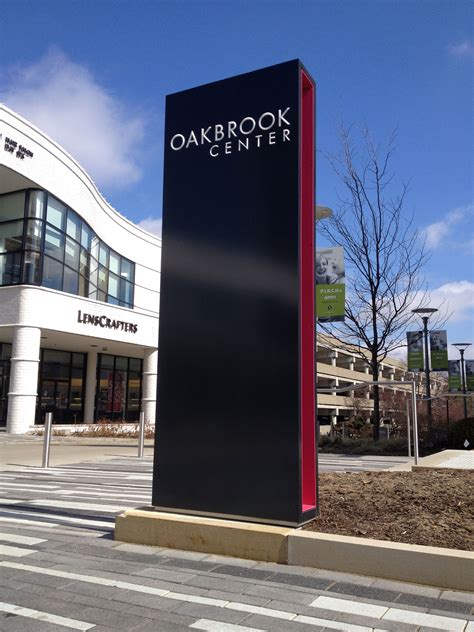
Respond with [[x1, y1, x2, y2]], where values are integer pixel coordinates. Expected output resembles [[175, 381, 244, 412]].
[[412, 307, 439, 317], [315, 205, 333, 221], [453, 342, 471, 353]]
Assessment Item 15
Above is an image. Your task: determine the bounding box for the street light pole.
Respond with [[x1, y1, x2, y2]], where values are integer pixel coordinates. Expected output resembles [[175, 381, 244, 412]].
[[453, 343, 471, 419], [412, 307, 438, 432]]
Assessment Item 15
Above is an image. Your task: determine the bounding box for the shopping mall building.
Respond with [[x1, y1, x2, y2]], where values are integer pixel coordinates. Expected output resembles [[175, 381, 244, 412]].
[[1, 104, 419, 435], [0, 104, 161, 433]]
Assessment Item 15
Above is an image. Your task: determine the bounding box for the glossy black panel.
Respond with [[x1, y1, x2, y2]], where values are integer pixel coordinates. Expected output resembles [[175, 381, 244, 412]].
[[153, 60, 313, 525]]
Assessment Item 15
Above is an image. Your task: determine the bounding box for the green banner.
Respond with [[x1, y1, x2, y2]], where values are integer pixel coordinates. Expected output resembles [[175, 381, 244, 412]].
[[407, 331, 423, 370], [430, 330, 448, 371], [315, 247, 345, 322], [466, 360, 474, 392], [448, 360, 461, 391], [316, 283, 345, 321]]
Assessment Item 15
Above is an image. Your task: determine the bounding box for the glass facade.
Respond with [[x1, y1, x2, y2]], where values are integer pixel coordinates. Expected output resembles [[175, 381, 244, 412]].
[[0, 189, 135, 308], [37, 350, 86, 424], [96, 354, 143, 421], [0, 343, 12, 427]]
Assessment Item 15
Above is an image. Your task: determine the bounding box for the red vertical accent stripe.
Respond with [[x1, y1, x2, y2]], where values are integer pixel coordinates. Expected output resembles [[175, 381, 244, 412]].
[[300, 70, 316, 511]]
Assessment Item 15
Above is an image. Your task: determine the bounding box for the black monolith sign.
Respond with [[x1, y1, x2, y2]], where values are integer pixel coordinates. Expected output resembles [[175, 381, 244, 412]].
[[153, 60, 317, 526]]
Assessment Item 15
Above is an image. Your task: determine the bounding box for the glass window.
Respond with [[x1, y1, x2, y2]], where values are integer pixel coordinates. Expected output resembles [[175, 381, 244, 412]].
[[81, 223, 92, 250], [90, 235, 99, 261], [0, 191, 25, 221], [43, 349, 70, 364], [63, 266, 79, 295], [25, 220, 43, 251], [88, 286, 97, 300], [46, 196, 66, 230], [1, 343, 12, 361], [120, 279, 134, 306], [78, 274, 87, 297], [98, 265, 108, 292], [116, 356, 128, 371], [89, 263, 98, 289], [64, 237, 80, 268], [99, 242, 109, 267], [22, 251, 41, 284], [0, 221, 24, 253], [27, 191, 45, 219], [44, 225, 64, 260], [109, 250, 120, 274], [79, 248, 89, 276], [66, 210, 81, 242], [129, 358, 141, 372], [42, 256, 63, 291], [120, 258, 133, 280], [97, 289, 106, 302], [101, 354, 114, 369], [72, 353, 85, 368], [0, 251, 21, 285], [107, 296, 120, 305], [108, 272, 119, 298]]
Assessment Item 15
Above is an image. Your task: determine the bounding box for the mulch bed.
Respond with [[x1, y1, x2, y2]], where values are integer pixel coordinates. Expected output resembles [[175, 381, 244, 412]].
[[303, 470, 473, 551]]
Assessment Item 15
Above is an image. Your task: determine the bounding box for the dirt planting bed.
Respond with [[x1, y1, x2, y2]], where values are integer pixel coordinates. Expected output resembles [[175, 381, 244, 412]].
[[303, 469, 473, 551]]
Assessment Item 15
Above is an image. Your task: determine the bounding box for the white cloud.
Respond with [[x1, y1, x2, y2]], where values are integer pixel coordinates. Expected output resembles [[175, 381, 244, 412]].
[[426, 280, 474, 323], [423, 204, 473, 250], [447, 39, 474, 58], [1, 47, 147, 188], [136, 216, 162, 237]]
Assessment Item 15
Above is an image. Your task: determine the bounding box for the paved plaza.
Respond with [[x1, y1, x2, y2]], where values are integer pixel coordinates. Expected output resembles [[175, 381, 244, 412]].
[[0, 445, 473, 631]]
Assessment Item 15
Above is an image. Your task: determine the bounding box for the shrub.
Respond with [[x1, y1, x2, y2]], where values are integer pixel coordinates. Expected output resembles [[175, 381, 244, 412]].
[[447, 417, 474, 450]]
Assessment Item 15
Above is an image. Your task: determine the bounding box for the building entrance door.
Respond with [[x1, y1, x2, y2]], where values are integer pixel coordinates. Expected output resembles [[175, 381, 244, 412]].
[[39, 379, 70, 424]]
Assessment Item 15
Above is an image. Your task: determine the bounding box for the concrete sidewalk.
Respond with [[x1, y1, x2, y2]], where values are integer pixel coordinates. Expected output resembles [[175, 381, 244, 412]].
[[0, 433, 154, 471], [413, 449, 474, 471]]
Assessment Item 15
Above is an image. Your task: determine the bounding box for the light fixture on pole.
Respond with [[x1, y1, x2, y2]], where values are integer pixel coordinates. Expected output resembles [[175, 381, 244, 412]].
[[412, 307, 438, 430], [453, 342, 471, 419], [316, 205, 333, 222]]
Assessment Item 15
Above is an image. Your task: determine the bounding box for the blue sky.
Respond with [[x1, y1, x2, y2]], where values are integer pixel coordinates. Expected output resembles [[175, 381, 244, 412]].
[[1, 0, 473, 357]]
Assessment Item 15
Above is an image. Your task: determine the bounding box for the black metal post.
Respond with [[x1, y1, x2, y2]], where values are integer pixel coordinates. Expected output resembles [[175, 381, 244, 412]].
[[459, 348, 468, 419], [421, 316, 432, 431]]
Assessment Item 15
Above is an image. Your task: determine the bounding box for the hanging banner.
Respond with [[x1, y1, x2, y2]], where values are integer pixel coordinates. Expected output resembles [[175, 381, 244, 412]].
[[407, 331, 423, 370], [315, 246, 345, 322], [430, 330, 448, 371], [466, 360, 474, 392], [448, 360, 461, 391]]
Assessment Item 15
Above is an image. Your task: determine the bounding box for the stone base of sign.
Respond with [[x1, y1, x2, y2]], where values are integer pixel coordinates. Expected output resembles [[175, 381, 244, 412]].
[[287, 531, 474, 592], [115, 508, 291, 563], [115, 508, 474, 591]]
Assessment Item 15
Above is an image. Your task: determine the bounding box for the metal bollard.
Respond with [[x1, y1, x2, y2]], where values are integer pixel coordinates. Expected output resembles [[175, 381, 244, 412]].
[[411, 380, 419, 465], [138, 411, 145, 458], [407, 400, 412, 458], [42, 412, 53, 468]]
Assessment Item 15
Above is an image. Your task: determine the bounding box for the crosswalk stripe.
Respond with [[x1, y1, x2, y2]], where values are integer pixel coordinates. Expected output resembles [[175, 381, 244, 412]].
[[190, 620, 266, 631], [0, 533, 46, 545], [0, 544, 38, 557], [0, 601, 94, 630], [29, 499, 129, 512], [0, 508, 113, 528], [0, 515, 59, 527]]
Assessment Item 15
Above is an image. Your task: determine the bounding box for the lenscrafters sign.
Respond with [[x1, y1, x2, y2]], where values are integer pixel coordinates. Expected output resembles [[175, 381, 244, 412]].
[[154, 60, 316, 526]]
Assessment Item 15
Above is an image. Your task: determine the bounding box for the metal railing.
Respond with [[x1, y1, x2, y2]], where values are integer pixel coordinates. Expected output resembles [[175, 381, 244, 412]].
[[317, 379, 419, 464]]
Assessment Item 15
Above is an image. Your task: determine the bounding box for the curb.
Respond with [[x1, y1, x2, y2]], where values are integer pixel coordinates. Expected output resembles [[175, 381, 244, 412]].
[[115, 509, 474, 591]]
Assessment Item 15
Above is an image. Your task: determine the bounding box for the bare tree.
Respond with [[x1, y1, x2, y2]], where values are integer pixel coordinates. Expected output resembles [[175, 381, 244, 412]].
[[319, 124, 433, 441]]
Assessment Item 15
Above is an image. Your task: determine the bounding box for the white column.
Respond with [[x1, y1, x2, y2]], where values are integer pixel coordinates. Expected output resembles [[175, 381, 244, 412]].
[[142, 348, 158, 425], [329, 350, 338, 367], [7, 326, 41, 434], [364, 364, 371, 398], [84, 351, 98, 423]]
